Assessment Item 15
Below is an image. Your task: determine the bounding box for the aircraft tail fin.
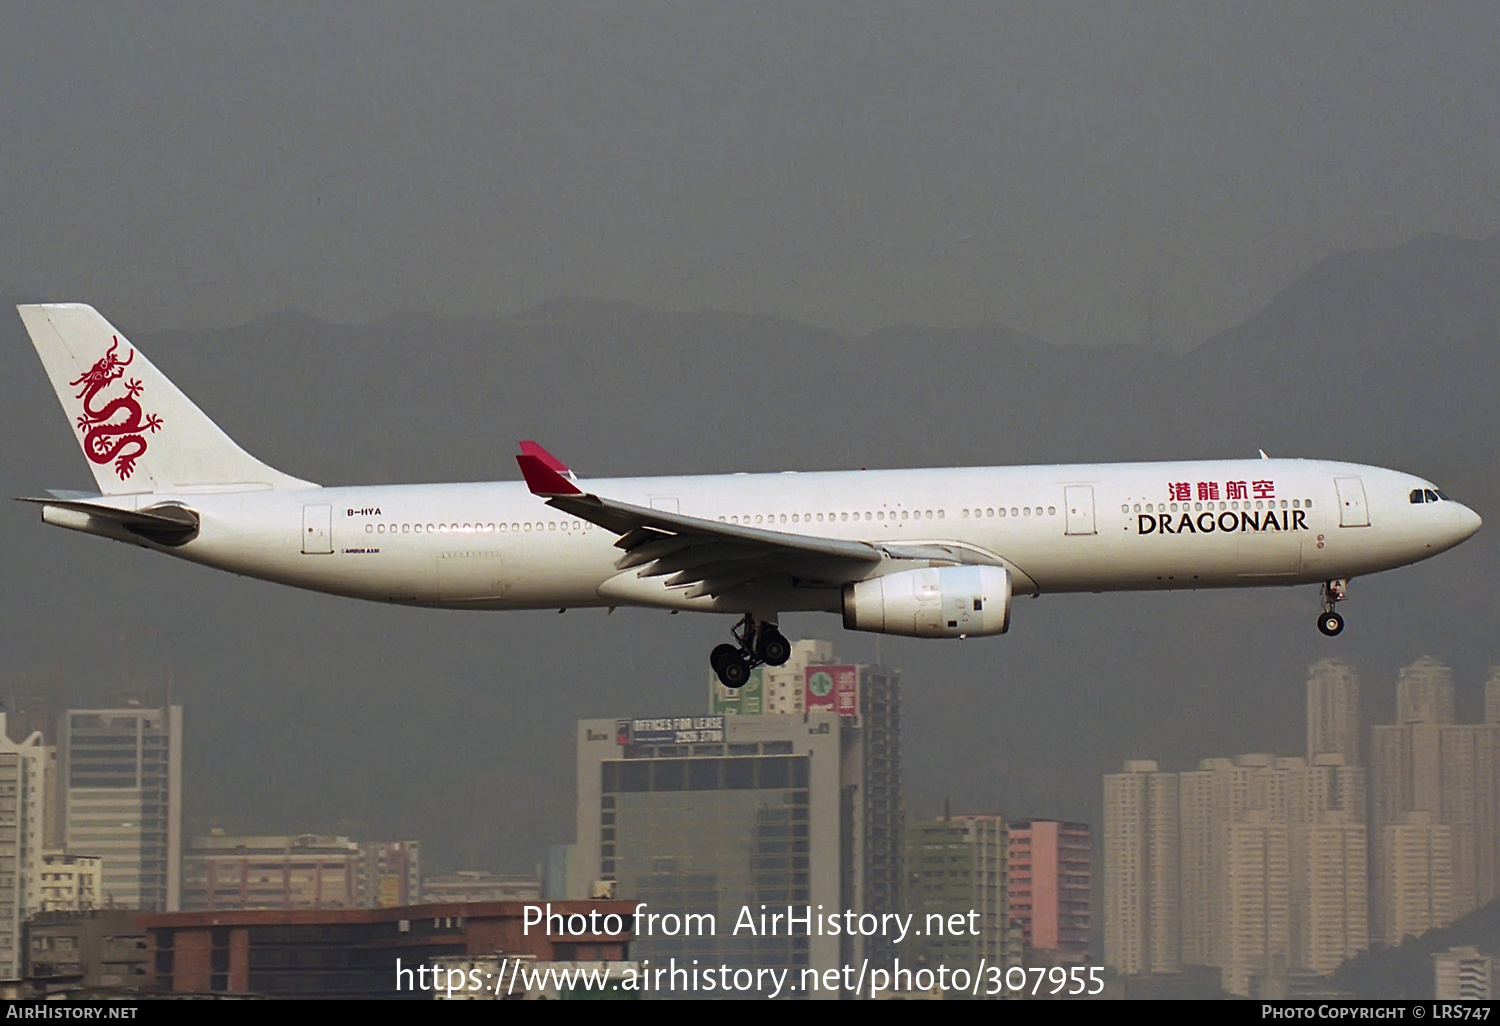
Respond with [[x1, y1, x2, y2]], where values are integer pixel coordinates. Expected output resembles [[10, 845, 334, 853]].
[[17, 303, 315, 495]]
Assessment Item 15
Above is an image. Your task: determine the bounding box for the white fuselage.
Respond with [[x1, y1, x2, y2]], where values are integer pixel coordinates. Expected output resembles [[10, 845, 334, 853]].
[[61, 458, 1480, 618]]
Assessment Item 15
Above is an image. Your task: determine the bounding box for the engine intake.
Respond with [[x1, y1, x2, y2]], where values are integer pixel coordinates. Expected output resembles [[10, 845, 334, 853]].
[[842, 566, 1012, 638]]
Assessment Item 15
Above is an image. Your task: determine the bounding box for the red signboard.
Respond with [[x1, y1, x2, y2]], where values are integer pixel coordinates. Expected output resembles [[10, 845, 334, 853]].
[[805, 665, 859, 717]]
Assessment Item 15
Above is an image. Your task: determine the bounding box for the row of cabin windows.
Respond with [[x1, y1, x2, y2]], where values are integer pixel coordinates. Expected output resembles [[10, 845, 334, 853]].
[[963, 506, 1055, 518], [359, 498, 1324, 536], [715, 507, 1061, 525], [718, 510, 945, 525], [1122, 498, 1312, 514], [366, 520, 590, 534]]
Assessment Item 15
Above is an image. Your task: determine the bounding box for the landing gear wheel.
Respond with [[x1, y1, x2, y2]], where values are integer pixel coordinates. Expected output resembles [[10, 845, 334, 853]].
[[711, 644, 752, 689], [1318, 579, 1348, 637], [757, 628, 791, 667]]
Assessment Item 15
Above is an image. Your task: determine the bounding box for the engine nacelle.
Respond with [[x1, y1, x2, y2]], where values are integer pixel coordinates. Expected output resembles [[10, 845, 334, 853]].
[[841, 566, 1012, 638]]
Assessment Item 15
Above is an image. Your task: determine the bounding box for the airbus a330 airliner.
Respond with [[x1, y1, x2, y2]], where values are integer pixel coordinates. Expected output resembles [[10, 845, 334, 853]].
[[17, 304, 1482, 687]]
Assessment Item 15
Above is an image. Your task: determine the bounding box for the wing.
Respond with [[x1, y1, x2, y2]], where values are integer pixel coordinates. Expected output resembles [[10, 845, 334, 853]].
[[515, 442, 1010, 599]]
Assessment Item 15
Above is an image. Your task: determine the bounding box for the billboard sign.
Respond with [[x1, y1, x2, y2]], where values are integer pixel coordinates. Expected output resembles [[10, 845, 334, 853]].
[[625, 715, 726, 745], [712, 667, 764, 715], [805, 665, 859, 717]]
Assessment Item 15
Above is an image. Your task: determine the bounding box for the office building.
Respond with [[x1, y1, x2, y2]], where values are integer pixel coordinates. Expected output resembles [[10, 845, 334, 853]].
[[1008, 820, 1090, 962], [906, 814, 1013, 970], [578, 698, 902, 995], [59, 705, 183, 912], [0, 714, 49, 980], [578, 712, 837, 990]]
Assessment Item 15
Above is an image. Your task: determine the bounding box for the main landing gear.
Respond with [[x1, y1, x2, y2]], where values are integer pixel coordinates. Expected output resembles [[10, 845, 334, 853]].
[[1317, 579, 1348, 637], [711, 614, 791, 689]]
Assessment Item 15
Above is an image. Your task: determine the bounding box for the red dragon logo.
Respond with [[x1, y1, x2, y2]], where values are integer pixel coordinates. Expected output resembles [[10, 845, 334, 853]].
[[70, 336, 162, 480]]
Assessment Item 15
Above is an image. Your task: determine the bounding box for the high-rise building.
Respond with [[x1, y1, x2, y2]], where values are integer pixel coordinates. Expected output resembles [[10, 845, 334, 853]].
[[1382, 811, 1453, 946], [181, 833, 364, 911], [1178, 757, 1242, 969], [849, 661, 903, 972], [1306, 658, 1360, 765], [1395, 655, 1455, 726], [1007, 820, 1090, 962], [1371, 657, 1500, 931], [1220, 810, 1290, 997], [59, 705, 183, 912], [1434, 946, 1494, 1000], [1177, 750, 1364, 981], [1289, 812, 1367, 975], [708, 640, 903, 973], [1104, 662, 1375, 995], [1103, 760, 1179, 975], [0, 713, 49, 980], [577, 712, 843, 993], [906, 814, 1013, 971]]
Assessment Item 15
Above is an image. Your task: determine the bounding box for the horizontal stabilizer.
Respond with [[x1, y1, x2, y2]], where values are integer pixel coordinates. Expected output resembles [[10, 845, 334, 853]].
[[18, 496, 200, 546]]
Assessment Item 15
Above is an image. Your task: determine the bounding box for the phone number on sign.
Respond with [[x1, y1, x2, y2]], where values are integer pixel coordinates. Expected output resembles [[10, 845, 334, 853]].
[[875, 961, 1104, 997]]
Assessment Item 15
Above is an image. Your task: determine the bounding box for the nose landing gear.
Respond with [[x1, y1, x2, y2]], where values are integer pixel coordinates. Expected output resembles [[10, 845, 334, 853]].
[[711, 614, 790, 689], [1317, 579, 1347, 637]]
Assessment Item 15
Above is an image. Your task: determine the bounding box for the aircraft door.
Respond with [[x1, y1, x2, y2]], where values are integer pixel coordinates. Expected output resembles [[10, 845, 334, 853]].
[[1334, 477, 1370, 527], [302, 504, 333, 554], [1064, 485, 1096, 536]]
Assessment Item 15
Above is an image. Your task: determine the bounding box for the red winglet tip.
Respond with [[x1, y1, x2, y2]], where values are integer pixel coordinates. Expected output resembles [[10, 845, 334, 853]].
[[518, 440, 570, 475], [516, 454, 583, 496]]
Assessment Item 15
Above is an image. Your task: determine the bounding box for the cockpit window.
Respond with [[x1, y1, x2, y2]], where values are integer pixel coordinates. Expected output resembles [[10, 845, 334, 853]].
[[1410, 489, 1426, 504], [1425, 489, 1441, 503], [1436, 490, 1452, 501]]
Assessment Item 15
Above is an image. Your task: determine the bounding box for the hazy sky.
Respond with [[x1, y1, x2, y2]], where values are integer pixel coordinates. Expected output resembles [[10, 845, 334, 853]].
[[3, 4, 1497, 348]]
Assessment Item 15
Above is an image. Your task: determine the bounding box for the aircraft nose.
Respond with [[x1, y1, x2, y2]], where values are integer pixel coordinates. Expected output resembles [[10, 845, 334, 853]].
[[1457, 503, 1483, 540]]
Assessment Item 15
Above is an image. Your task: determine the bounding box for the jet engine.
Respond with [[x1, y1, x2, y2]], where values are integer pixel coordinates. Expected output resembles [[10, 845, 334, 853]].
[[841, 565, 1011, 638]]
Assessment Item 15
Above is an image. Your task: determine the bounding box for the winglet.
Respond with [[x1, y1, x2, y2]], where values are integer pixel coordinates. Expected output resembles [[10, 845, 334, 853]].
[[516, 441, 584, 496], [519, 441, 572, 475]]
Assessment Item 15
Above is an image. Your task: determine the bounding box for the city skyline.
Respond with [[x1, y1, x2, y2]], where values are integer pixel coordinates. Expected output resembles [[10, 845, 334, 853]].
[[1104, 654, 1500, 995]]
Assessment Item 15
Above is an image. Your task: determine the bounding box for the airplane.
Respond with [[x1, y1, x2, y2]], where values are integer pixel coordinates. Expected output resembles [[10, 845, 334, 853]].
[[16, 303, 1483, 689]]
